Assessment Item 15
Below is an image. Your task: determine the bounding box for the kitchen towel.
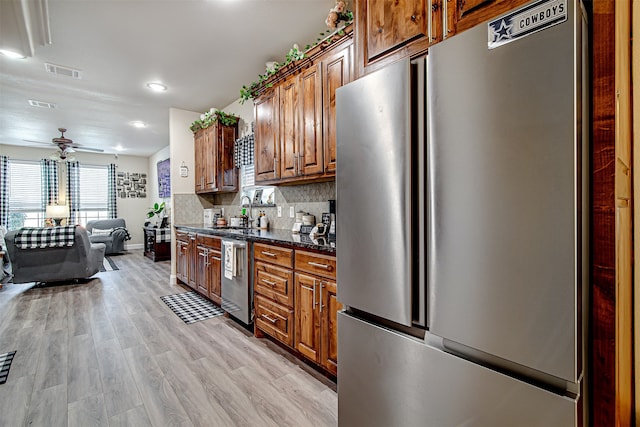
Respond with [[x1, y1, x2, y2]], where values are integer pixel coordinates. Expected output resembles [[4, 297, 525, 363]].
[[223, 241, 236, 279]]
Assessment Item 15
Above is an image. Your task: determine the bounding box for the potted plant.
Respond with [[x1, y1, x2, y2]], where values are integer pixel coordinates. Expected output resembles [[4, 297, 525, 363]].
[[146, 202, 166, 227]]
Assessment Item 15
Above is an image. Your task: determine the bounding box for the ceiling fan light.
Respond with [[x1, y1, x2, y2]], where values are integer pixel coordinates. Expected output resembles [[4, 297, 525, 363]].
[[146, 82, 167, 92]]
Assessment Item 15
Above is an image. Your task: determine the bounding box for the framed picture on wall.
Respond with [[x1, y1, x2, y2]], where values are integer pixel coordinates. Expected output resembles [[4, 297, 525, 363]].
[[157, 158, 171, 198]]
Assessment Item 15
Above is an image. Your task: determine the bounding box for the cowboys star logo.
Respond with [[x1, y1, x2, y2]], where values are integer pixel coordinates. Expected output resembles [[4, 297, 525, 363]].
[[491, 19, 513, 43]]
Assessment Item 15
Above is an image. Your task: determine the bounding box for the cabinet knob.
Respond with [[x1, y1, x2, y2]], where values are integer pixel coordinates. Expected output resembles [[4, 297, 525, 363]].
[[411, 15, 417, 21], [378, 27, 383, 33]]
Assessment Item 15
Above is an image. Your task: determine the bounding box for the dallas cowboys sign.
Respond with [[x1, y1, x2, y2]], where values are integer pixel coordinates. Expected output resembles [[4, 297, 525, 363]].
[[488, 0, 567, 49]]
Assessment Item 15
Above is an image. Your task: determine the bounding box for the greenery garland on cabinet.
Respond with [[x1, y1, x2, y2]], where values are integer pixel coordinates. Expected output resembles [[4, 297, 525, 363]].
[[190, 109, 239, 133], [239, 1, 353, 104]]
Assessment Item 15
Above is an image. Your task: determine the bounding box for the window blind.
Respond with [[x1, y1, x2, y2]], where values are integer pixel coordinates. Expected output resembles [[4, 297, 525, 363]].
[[241, 164, 255, 189], [79, 164, 108, 210], [9, 160, 42, 211]]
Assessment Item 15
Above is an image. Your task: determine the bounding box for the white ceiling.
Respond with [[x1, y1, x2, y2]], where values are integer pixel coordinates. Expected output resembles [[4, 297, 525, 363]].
[[0, 0, 336, 157]]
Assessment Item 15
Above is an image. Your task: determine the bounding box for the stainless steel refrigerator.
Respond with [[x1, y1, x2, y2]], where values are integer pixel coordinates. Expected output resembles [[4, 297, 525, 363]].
[[336, 0, 588, 425]]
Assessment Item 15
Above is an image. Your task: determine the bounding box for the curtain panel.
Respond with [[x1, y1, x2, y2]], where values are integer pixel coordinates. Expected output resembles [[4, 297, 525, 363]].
[[66, 161, 80, 224], [0, 156, 8, 229], [108, 163, 117, 219], [40, 159, 59, 213]]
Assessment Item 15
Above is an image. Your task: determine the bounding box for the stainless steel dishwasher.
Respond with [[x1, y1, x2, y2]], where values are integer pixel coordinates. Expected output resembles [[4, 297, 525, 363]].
[[221, 238, 252, 325]]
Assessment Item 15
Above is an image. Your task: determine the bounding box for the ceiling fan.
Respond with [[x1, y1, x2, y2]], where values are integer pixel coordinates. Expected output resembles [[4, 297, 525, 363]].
[[23, 128, 105, 161]]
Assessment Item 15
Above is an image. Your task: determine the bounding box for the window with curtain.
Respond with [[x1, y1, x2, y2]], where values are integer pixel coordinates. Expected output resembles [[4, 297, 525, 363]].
[[75, 164, 110, 225], [7, 160, 44, 230]]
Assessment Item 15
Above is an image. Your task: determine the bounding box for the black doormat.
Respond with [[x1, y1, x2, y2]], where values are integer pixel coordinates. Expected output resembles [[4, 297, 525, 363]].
[[160, 291, 224, 324], [0, 351, 16, 384], [99, 256, 119, 272]]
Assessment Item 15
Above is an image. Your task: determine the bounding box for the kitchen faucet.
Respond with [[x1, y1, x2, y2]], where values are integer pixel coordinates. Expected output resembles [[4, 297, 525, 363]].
[[240, 194, 254, 228]]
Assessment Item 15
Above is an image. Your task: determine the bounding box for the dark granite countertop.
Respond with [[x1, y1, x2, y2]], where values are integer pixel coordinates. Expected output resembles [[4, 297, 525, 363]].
[[174, 224, 336, 255]]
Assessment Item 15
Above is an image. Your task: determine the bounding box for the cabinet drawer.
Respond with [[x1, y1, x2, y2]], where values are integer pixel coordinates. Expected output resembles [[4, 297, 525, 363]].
[[255, 261, 294, 307], [255, 295, 294, 348], [254, 243, 293, 268], [295, 250, 336, 279], [197, 234, 221, 250], [175, 230, 190, 242]]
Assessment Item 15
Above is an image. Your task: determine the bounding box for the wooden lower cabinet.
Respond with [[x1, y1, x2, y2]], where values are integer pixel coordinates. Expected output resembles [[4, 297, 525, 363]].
[[196, 235, 222, 304], [253, 243, 339, 376], [176, 231, 195, 288], [294, 272, 340, 376]]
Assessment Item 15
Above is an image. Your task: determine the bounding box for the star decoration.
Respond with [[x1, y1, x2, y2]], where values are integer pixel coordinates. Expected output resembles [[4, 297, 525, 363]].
[[492, 19, 512, 43]]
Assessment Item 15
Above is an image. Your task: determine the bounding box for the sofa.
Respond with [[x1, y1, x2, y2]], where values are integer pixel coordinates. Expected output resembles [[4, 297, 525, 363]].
[[4, 226, 106, 284], [86, 218, 129, 254]]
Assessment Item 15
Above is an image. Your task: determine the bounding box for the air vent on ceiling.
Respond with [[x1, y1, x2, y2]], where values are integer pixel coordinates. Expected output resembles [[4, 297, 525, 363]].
[[44, 62, 82, 79], [28, 99, 57, 109]]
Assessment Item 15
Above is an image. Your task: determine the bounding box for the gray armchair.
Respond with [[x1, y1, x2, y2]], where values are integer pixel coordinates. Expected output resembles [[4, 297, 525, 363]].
[[86, 218, 129, 254], [4, 226, 106, 284]]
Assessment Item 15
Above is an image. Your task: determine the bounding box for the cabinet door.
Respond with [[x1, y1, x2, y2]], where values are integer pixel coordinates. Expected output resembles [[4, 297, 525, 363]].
[[196, 245, 209, 295], [279, 74, 299, 180], [187, 234, 197, 289], [295, 272, 320, 363], [320, 279, 341, 376], [204, 126, 218, 191], [365, 0, 427, 61], [194, 129, 205, 191], [255, 88, 280, 183], [323, 42, 352, 175], [208, 249, 222, 305], [299, 63, 324, 177], [218, 123, 238, 192], [449, 0, 532, 34], [176, 240, 189, 283]]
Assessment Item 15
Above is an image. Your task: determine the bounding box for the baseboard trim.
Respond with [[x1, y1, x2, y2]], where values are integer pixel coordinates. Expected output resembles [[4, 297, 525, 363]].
[[169, 274, 177, 285], [126, 243, 143, 250]]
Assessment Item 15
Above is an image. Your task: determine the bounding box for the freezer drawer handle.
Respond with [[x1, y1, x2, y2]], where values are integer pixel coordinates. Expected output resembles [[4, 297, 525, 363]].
[[262, 279, 276, 287], [308, 261, 331, 270], [261, 251, 277, 258], [261, 314, 278, 324]]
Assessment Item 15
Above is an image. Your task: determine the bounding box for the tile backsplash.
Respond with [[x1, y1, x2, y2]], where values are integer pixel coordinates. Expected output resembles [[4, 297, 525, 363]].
[[173, 181, 336, 231]]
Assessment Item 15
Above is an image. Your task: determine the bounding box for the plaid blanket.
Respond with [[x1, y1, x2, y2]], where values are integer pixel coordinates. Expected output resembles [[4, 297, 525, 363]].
[[15, 226, 77, 249], [111, 227, 131, 241]]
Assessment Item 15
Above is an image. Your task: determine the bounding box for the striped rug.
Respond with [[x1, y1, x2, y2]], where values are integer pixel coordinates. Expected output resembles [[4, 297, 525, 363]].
[[99, 256, 119, 272]]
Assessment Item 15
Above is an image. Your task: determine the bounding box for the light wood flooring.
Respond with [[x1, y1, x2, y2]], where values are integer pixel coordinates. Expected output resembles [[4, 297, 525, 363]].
[[0, 250, 337, 427]]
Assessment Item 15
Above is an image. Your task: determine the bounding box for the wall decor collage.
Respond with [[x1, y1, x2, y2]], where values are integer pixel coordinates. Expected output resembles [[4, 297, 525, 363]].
[[117, 171, 147, 198]]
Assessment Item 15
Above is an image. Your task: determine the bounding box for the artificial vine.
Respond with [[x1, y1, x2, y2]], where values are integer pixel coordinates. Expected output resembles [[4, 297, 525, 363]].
[[190, 109, 239, 133], [239, 3, 354, 104]]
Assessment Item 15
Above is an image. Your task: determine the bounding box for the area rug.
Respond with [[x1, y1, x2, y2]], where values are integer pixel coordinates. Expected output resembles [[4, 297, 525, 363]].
[[160, 291, 224, 324], [99, 256, 119, 272], [0, 351, 16, 384]]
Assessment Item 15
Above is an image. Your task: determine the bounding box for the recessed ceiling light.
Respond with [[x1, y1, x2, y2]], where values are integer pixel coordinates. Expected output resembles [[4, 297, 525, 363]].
[[114, 145, 125, 152], [0, 49, 26, 59], [131, 121, 146, 128], [146, 82, 167, 92]]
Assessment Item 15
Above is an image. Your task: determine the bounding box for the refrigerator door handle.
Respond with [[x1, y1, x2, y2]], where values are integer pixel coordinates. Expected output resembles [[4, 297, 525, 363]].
[[412, 55, 427, 328]]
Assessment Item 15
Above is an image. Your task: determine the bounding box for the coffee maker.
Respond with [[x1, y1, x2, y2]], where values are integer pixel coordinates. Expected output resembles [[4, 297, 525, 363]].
[[328, 199, 336, 240]]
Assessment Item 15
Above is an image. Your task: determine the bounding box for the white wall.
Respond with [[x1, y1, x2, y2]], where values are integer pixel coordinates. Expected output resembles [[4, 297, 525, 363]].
[[0, 144, 151, 246], [168, 107, 200, 279], [221, 99, 254, 137]]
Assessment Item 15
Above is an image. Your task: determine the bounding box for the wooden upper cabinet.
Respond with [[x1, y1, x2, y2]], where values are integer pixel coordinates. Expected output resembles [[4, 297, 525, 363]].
[[255, 88, 280, 183], [299, 63, 324, 177], [218, 123, 238, 192], [194, 129, 205, 192], [447, 0, 533, 36], [322, 42, 352, 175], [193, 123, 237, 194], [355, 0, 430, 77], [280, 74, 300, 180], [366, 0, 427, 60]]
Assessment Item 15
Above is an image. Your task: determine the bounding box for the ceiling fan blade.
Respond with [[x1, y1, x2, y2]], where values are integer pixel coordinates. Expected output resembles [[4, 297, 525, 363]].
[[22, 139, 51, 146], [74, 146, 104, 153]]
